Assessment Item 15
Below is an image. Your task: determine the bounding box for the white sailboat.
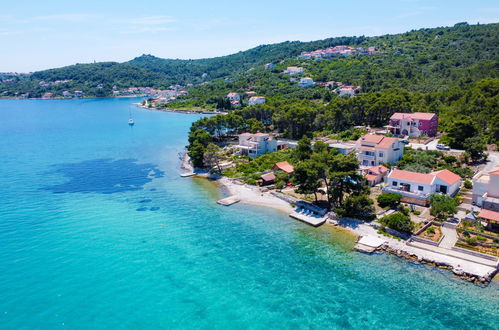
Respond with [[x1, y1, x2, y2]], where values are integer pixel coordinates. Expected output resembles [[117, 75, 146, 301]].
[[128, 107, 134, 126]]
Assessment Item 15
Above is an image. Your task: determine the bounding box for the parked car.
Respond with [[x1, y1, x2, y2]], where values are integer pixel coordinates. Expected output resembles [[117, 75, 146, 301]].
[[436, 143, 450, 150], [400, 139, 410, 144]]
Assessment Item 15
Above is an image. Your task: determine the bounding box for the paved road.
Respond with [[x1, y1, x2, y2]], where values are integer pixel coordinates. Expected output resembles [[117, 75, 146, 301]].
[[482, 151, 499, 173], [439, 224, 458, 249], [408, 138, 464, 153]]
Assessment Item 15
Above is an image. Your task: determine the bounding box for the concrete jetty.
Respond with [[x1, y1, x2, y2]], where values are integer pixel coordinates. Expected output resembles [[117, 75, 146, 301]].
[[289, 212, 327, 227], [217, 195, 241, 206], [355, 236, 387, 253]]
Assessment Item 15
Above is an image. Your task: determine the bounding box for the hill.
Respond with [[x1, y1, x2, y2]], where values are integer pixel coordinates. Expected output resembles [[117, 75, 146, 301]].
[[3, 22, 497, 98]]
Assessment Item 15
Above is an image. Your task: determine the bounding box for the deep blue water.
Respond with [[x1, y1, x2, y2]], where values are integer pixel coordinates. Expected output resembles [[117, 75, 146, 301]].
[[0, 98, 498, 329]]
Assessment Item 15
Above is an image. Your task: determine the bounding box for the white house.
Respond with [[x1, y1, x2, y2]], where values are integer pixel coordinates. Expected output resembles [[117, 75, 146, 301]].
[[264, 63, 275, 70], [356, 135, 404, 166], [284, 66, 304, 75], [338, 85, 360, 97], [298, 77, 315, 87], [328, 142, 356, 155], [227, 92, 240, 102], [235, 133, 278, 157], [472, 167, 499, 211], [248, 96, 266, 106], [383, 168, 462, 203]]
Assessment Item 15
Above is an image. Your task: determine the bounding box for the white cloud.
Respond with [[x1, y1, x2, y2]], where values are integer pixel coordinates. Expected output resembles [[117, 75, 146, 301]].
[[34, 14, 102, 22], [124, 15, 176, 25], [121, 26, 175, 34]]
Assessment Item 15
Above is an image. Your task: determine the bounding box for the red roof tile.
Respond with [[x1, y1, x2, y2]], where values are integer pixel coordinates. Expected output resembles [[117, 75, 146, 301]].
[[478, 209, 499, 222], [388, 169, 434, 184], [367, 165, 389, 175], [431, 169, 461, 185], [261, 173, 276, 182], [390, 112, 437, 121], [274, 161, 294, 174], [377, 137, 398, 149], [489, 166, 499, 175]]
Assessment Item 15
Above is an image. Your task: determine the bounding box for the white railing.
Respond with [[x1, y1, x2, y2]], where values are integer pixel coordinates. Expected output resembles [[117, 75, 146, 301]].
[[382, 186, 429, 199]]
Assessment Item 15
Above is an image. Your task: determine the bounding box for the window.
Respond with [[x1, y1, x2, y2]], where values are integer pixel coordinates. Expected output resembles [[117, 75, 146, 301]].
[[418, 185, 424, 191], [419, 121, 422, 126], [379, 152, 384, 157], [392, 181, 398, 186]]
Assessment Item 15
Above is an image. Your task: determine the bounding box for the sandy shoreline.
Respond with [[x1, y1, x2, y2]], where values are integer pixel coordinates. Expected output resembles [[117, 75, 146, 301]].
[[180, 156, 498, 283], [217, 176, 294, 214]]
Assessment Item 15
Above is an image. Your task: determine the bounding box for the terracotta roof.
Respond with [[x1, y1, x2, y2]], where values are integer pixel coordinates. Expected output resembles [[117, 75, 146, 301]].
[[261, 173, 276, 182], [358, 135, 399, 149], [390, 112, 437, 121], [367, 165, 389, 175], [489, 166, 499, 175], [431, 169, 461, 185], [360, 135, 384, 144], [478, 209, 499, 222], [388, 169, 434, 185], [365, 174, 378, 182], [360, 146, 376, 151], [377, 137, 398, 149], [274, 161, 294, 174]]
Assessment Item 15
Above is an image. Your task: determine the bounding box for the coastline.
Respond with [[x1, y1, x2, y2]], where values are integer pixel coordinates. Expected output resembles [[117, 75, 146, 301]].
[[188, 163, 498, 283], [136, 102, 220, 115], [214, 178, 497, 283]]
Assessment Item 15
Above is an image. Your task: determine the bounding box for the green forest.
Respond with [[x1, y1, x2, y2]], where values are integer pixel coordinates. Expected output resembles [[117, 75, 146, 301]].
[[183, 22, 498, 166]]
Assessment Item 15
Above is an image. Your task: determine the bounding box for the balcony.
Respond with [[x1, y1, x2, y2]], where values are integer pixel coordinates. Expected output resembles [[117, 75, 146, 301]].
[[382, 186, 429, 199], [358, 154, 376, 161]]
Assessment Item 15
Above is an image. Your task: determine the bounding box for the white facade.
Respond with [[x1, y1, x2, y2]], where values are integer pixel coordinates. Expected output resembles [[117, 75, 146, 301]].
[[236, 133, 277, 157], [227, 92, 240, 102], [338, 86, 359, 97], [248, 96, 266, 106], [298, 77, 315, 87], [472, 167, 499, 208], [356, 135, 404, 166], [383, 169, 462, 201], [285, 66, 304, 75]]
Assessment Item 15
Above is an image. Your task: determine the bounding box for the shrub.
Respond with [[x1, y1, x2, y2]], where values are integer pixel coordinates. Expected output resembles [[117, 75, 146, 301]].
[[378, 213, 415, 233], [464, 180, 472, 189], [377, 193, 402, 208], [336, 194, 375, 220], [397, 204, 410, 216], [413, 210, 421, 215], [427, 227, 436, 235], [429, 194, 457, 220], [466, 237, 477, 245], [476, 235, 486, 241]]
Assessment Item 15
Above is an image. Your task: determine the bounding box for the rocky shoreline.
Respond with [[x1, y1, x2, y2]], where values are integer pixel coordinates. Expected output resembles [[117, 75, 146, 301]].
[[380, 245, 496, 284], [179, 154, 498, 285]]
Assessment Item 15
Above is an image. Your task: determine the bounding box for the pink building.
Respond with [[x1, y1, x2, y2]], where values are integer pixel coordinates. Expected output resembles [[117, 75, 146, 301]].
[[388, 112, 438, 137]]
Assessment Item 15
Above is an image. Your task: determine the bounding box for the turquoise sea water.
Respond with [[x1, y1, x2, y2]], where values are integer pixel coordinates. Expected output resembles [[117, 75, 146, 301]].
[[0, 98, 497, 329]]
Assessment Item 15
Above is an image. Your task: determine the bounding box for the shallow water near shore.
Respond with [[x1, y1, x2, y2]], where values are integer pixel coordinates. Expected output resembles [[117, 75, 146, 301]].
[[0, 98, 498, 329]]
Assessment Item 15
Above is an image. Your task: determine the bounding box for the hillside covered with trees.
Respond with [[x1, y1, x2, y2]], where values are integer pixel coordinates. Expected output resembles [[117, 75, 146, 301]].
[[1, 22, 497, 99]]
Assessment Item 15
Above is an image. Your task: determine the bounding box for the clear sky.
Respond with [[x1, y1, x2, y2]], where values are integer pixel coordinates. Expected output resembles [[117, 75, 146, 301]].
[[1, 0, 498, 72]]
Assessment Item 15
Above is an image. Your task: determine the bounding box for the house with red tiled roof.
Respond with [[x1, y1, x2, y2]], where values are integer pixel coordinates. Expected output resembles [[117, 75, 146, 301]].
[[383, 168, 462, 203], [227, 92, 240, 102], [273, 161, 294, 174], [473, 166, 499, 211], [356, 134, 404, 167], [236, 133, 277, 157], [363, 165, 389, 186], [387, 112, 438, 137]]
